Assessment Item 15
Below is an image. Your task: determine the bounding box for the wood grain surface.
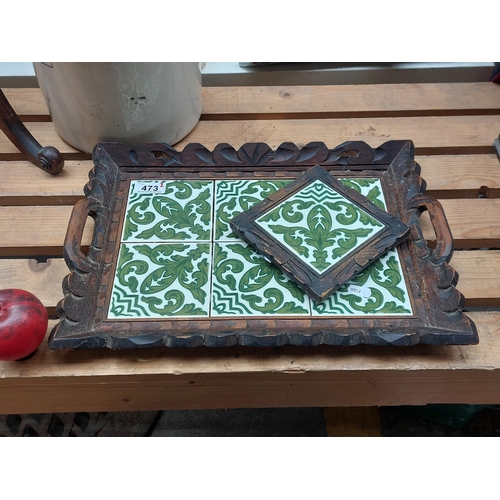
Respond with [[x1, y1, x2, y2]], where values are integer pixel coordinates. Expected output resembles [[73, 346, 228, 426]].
[[4, 83, 500, 118], [0, 311, 498, 413], [0, 311, 497, 376], [1, 155, 499, 205], [1, 116, 499, 157]]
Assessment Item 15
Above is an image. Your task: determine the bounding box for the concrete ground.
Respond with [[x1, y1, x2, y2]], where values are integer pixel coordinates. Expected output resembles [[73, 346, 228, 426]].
[[1, 404, 499, 437]]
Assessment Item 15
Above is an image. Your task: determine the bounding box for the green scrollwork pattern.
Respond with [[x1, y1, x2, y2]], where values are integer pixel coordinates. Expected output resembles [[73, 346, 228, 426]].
[[312, 249, 412, 316], [109, 243, 211, 318], [122, 181, 213, 242], [211, 243, 310, 316], [339, 178, 386, 210], [214, 179, 292, 240], [256, 180, 384, 272]]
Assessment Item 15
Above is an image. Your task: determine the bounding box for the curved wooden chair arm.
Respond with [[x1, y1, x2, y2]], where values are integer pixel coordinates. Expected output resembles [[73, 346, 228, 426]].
[[0, 88, 64, 174]]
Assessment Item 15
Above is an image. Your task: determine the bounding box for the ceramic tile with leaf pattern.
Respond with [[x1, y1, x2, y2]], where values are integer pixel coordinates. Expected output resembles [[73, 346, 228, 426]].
[[108, 177, 412, 319], [254, 179, 385, 273], [211, 242, 311, 316], [214, 179, 292, 240], [121, 180, 213, 243], [108, 242, 212, 319]]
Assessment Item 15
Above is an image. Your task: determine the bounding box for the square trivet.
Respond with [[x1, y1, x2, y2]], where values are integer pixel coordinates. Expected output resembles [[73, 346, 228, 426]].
[[230, 165, 410, 303]]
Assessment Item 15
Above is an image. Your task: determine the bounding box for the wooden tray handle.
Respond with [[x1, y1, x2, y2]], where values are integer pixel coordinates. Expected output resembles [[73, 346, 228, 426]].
[[409, 195, 454, 264], [63, 199, 98, 273]]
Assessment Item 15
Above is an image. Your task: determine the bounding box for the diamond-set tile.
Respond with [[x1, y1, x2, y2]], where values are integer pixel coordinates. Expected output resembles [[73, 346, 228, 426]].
[[108, 177, 413, 319], [254, 178, 385, 273]]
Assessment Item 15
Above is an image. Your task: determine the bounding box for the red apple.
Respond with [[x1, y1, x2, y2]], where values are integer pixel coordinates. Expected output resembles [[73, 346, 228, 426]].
[[0, 289, 48, 361]]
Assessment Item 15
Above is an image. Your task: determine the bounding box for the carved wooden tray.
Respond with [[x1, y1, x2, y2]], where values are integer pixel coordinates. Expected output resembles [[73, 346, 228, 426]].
[[49, 140, 478, 349]]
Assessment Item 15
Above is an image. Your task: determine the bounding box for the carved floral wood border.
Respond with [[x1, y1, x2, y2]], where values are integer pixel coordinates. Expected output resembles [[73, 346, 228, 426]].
[[49, 140, 478, 349]]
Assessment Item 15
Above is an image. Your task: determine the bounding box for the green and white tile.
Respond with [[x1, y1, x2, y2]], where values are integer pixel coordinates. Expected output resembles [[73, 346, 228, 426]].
[[338, 178, 386, 210], [211, 242, 311, 317], [122, 180, 214, 243], [311, 248, 413, 316], [214, 179, 292, 241], [109, 242, 211, 319], [255, 179, 385, 274]]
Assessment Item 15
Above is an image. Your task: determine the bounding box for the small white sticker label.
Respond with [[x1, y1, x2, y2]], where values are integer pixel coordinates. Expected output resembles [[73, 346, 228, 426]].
[[132, 180, 167, 194], [347, 285, 372, 298]]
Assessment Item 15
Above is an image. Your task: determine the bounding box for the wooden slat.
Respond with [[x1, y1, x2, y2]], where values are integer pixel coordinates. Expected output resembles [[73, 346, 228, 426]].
[[432, 199, 500, 248], [0, 251, 498, 315], [1, 88, 50, 118], [0, 199, 498, 257], [0, 205, 94, 256], [4, 83, 500, 119], [452, 250, 500, 306], [1, 155, 499, 205], [0, 160, 90, 205], [0, 312, 498, 414], [417, 154, 500, 198], [3, 368, 500, 414], [201, 83, 500, 116], [1, 116, 500, 158], [0, 122, 84, 156], [0, 259, 68, 315], [175, 116, 500, 154]]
